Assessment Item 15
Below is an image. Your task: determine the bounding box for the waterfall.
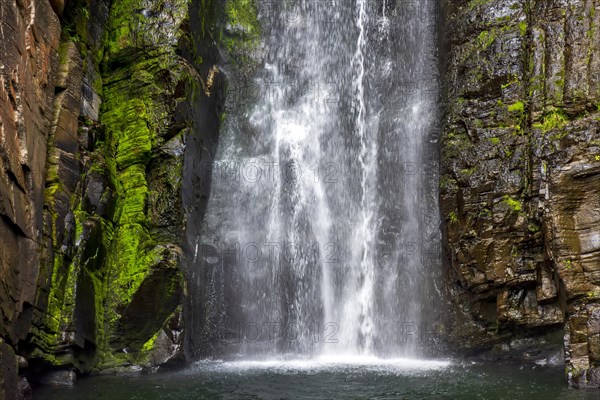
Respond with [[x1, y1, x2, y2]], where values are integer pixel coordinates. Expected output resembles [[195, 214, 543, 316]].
[[193, 0, 441, 359]]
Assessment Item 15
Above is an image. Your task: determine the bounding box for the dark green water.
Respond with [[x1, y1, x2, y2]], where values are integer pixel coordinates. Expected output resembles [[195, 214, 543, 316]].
[[34, 358, 600, 399]]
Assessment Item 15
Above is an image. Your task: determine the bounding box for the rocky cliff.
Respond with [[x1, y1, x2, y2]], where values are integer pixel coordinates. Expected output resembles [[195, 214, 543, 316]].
[[441, 0, 600, 389], [0, 0, 232, 397]]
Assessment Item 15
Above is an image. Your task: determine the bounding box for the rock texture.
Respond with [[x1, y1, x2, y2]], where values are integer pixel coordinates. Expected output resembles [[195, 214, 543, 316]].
[[0, 0, 61, 396], [0, 0, 224, 397], [441, 0, 600, 388]]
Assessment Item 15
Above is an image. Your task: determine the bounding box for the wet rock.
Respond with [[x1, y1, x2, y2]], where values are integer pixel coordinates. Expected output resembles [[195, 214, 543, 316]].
[[441, 0, 600, 386], [147, 328, 184, 369], [0, 0, 60, 351], [82, 169, 115, 217], [0, 340, 18, 400], [16, 356, 27, 369], [17, 376, 31, 400], [0, 0, 213, 384], [111, 246, 183, 351]]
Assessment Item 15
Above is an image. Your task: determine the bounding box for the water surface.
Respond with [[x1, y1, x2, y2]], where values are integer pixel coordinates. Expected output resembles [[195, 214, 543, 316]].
[[35, 359, 599, 399]]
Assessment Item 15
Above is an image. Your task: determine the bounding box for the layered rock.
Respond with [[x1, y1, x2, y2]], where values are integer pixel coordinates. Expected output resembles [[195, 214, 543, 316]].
[[0, 0, 225, 396], [0, 0, 61, 397], [21, 0, 191, 376], [441, 0, 600, 388]]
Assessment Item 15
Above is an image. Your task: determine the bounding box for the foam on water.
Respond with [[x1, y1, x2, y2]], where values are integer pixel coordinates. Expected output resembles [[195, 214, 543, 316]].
[[192, 356, 451, 373]]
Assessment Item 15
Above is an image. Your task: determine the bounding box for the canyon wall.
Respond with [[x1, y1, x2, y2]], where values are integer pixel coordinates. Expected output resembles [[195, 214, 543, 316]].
[[441, 0, 600, 388], [0, 0, 234, 397], [0, 0, 61, 397]]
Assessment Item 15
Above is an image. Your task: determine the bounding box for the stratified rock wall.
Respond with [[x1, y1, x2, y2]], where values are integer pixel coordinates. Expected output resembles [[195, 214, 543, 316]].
[[0, 0, 225, 396], [0, 0, 61, 353], [441, 0, 600, 388], [0, 1, 63, 397]]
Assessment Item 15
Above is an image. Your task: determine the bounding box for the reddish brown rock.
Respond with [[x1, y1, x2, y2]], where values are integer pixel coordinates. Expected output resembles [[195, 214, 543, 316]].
[[0, 0, 60, 350]]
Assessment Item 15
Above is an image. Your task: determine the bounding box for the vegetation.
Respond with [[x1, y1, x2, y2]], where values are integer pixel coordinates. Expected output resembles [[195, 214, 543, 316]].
[[503, 195, 522, 212]]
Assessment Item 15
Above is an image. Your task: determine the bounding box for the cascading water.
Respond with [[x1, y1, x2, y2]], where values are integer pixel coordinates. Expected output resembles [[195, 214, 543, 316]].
[[192, 0, 441, 359]]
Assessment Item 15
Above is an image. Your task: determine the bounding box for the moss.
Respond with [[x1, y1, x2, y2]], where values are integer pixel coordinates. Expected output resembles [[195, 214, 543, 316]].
[[439, 175, 457, 190], [36, 41, 86, 366], [468, 0, 493, 11], [449, 211, 459, 224], [565, 259, 574, 271], [501, 74, 520, 90], [443, 131, 473, 161], [141, 330, 161, 352], [490, 137, 501, 145], [87, 0, 200, 368], [30, 0, 201, 373], [220, 0, 261, 61], [477, 30, 496, 50], [508, 101, 525, 113], [518, 21, 527, 36], [540, 110, 569, 139], [478, 208, 493, 218], [503, 195, 522, 212], [225, 0, 259, 35], [104, 0, 140, 57]]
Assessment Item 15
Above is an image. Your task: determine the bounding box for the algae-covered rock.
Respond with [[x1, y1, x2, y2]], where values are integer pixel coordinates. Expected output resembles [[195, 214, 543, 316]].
[[0, 0, 224, 384]]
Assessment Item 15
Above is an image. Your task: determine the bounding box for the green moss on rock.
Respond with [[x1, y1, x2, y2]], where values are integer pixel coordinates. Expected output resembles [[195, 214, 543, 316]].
[[85, 0, 203, 369]]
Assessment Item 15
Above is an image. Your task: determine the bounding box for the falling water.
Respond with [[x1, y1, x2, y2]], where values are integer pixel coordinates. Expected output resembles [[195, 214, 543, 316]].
[[193, 0, 441, 359]]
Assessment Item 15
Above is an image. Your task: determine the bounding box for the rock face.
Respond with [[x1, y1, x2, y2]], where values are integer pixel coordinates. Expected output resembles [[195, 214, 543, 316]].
[[0, 0, 224, 396], [0, 0, 61, 396], [441, 0, 600, 388]]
